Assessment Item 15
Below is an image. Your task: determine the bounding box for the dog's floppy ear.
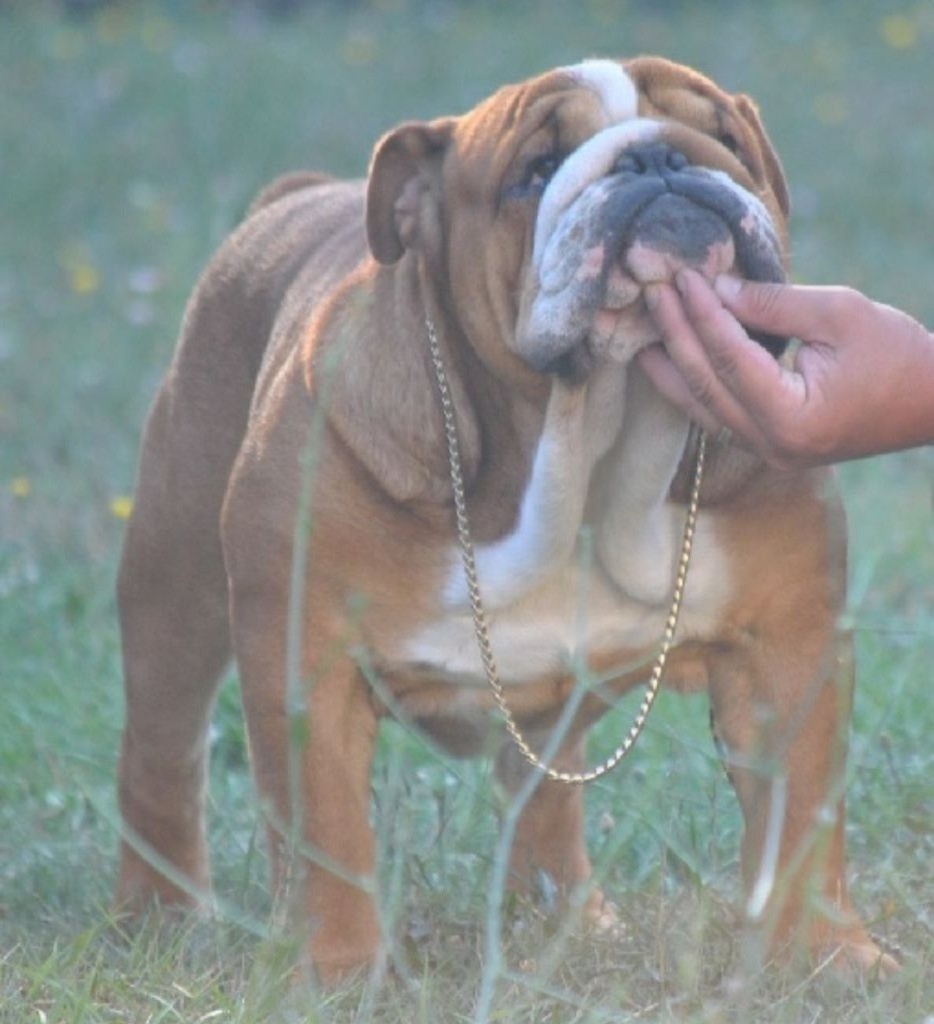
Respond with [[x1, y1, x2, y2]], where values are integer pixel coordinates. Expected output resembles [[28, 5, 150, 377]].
[[366, 119, 453, 265], [732, 93, 790, 219]]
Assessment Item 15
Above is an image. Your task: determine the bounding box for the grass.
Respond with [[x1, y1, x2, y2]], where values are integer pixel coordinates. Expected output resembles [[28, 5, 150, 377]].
[[1, 0, 932, 1020]]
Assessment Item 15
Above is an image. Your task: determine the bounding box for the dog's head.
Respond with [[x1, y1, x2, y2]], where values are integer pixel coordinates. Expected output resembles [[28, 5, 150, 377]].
[[366, 57, 789, 385]]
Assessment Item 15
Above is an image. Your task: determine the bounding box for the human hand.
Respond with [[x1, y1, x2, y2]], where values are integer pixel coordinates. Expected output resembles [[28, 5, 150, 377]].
[[637, 270, 934, 467]]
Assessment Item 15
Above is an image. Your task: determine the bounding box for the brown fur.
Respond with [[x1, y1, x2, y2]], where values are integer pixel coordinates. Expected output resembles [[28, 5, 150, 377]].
[[116, 58, 892, 982]]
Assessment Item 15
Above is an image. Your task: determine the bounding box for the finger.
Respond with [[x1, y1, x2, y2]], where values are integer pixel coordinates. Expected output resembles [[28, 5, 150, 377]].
[[676, 271, 809, 435], [647, 278, 775, 446], [635, 344, 723, 435], [635, 346, 765, 455], [713, 275, 858, 344]]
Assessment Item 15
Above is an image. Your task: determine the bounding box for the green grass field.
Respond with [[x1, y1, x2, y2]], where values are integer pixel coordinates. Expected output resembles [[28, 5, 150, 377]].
[[1, 1, 932, 1021]]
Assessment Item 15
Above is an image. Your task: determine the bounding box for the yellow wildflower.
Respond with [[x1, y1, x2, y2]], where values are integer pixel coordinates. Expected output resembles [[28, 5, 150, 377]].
[[68, 263, 101, 295], [60, 243, 101, 296], [880, 14, 919, 50], [110, 496, 134, 520]]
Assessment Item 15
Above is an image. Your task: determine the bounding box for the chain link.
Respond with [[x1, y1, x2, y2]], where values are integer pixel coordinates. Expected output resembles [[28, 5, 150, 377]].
[[426, 317, 706, 785]]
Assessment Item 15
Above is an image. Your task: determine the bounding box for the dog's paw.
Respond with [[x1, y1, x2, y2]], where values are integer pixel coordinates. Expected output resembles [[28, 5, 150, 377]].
[[580, 889, 625, 939], [825, 935, 900, 978]]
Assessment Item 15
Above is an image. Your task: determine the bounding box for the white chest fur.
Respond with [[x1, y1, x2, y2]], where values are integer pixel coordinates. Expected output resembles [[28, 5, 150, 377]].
[[402, 366, 733, 686]]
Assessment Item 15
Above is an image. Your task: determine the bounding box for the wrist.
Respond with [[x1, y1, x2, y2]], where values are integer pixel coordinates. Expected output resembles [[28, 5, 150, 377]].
[[886, 324, 934, 451]]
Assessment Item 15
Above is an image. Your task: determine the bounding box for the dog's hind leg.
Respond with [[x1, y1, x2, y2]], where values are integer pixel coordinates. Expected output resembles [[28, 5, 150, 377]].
[[115, 378, 238, 911], [114, 273, 267, 910]]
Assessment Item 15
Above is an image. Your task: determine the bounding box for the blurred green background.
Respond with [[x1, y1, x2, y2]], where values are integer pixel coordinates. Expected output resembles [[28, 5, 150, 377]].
[[0, 2, 931, 1021]]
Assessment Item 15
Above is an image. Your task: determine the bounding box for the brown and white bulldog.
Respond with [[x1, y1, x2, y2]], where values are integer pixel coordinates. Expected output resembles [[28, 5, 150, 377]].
[[116, 57, 893, 981]]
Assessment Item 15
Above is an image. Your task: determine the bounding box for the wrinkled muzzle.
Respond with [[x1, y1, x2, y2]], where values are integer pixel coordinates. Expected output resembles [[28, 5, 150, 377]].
[[521, 124, 787, 381]]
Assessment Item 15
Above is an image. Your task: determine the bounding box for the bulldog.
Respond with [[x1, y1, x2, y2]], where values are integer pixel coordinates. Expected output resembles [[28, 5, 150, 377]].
[[116, 57, 892, 981]]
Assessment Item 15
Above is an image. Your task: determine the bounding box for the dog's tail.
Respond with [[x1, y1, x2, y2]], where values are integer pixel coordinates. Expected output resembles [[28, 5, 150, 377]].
[[245, 171, 335, 219]]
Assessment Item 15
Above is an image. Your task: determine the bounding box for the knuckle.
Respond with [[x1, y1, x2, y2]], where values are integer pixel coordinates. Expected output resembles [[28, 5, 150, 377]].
[[706, 345, 742, 386], [820, 286, 871, 331], [682, 367, 719, 410], [750, 281, 786, 319]]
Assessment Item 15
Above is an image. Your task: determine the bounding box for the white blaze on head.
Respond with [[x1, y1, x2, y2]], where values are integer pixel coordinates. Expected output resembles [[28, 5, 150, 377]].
[[563, 59, 639, 123]]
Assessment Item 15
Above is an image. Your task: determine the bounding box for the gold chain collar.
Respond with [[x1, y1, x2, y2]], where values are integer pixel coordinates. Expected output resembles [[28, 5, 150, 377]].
[[426, 317, 706, 785]]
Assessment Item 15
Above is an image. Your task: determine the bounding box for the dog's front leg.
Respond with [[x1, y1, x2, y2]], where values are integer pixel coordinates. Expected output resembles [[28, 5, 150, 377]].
[[495, 728, 616, 931], [224, 465, 382, 983], [709, 626, 896, 973], [231, 582, 381, 984], [300, 651, 381, 983]]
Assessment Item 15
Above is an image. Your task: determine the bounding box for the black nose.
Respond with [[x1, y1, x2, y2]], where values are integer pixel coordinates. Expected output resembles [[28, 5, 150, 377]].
[[614, 142, 689, 178]]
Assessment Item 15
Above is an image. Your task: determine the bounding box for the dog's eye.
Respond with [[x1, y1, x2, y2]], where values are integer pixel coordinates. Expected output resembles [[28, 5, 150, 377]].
[[525, 152, 562, 190], [508, 151, 563, 199]]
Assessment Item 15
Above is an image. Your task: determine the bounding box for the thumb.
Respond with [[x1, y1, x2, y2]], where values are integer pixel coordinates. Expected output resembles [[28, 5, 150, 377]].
[[714, 276, 824, 342]]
